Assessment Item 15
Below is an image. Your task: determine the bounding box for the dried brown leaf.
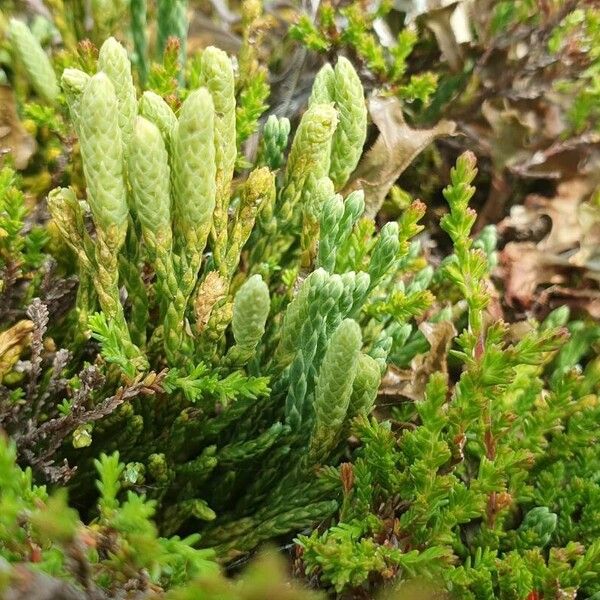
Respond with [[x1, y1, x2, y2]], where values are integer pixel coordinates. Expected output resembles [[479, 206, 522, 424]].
[[501, 178, 594, 254], [501, 242, 563, 308], [380, 320, 457, 402], [194, 271, 228, 334], [480, 99, 536, 170], [510, 132, 600, 180], [0, 319, 34, 380], [0, 86, 36, 170], [498, 172, 600, 314], [3, 565, 87, 600], [423, 3, 466, 71], [345, 96, 456, 218]]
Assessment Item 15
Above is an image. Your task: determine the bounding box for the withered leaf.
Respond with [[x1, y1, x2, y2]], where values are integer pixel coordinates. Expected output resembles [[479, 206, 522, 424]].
[[345, 96, 456, 218], [480, 99, 536, 171], [380, 320, 457, 402], [502, 178, 594, 254], [412, 320, 457, 396], [498, 172, 600, 314], [510, 132, 600, 180], [3, 566, 86, 600], [0, 320, 34, 381], [501, 242, 564, 309], [194, 271, 229, 333], [0, 85, 36, 170], [423, 2, 466, 72]]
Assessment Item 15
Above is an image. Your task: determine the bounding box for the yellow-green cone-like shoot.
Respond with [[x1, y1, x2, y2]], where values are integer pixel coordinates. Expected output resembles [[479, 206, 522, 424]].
[[173, 87, 217, 254], [277, 268, 328, 365], [309, 59, 367, 190], [78, 72, 128, 235], [61, 68, 91, 131], [9, 19, 59, 104], [309, 318, 362, 463], [128, 116, 171, 244], [98, 37, 137, 149], [229, 274, 270, 363], [138, 91, 178, 231], [309, 63, 335, 105], [200, 46, 236, 270], [279, 103, 338, 225], [225, 167, 275, 278], [348, 353, 381, 419], [284, 103, 338, 189], [129, 119, 187, 364], [329, 57, 367, 190], [200, 47, 236, 193], [138, 90, 177, 146], [301, 176, 335, 268]]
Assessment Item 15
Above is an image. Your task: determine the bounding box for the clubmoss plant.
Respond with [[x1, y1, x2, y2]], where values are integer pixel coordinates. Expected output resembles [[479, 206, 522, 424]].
[[3, 37, 423, 574]]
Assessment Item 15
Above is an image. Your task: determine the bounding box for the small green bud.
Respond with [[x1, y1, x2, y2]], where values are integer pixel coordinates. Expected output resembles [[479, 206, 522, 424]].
[[61, 68, 90, 95], [370, 331, 393, 373], [232, 274, 270, 354], [343, 190, 366, 223], [309, 63, 335, 105], [72, 424, 93, 448], [138, 90, 177, 144], [352, 271, 371, 309], [335, 190, 365, 249], [309, 319, 362, 463], [61, 68, 90, 128], [348, 353, 381, 418], [123, 462, 146, 485], [279, 269, 329, 363], [258, 115, 291, 170], [148, 452, 169, 483], [517, 507, 558, 550], [317, 193, 345, 272], [368, 221, 400, 290]]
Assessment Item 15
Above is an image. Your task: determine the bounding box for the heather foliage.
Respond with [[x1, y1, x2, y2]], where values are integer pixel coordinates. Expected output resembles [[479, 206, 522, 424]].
[[297, 155, 600, 598]]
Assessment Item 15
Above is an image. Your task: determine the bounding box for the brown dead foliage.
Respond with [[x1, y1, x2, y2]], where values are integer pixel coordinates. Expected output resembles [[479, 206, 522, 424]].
[[428, 0, 600, 319], [0, 86, 36, 170], [380, 320, 457, 403], [346, 96, 456, 219]]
